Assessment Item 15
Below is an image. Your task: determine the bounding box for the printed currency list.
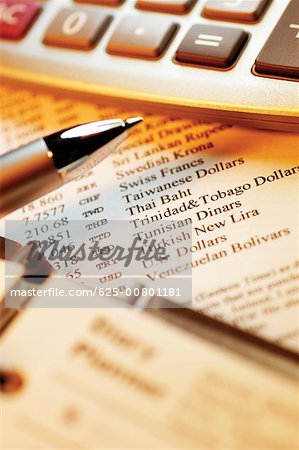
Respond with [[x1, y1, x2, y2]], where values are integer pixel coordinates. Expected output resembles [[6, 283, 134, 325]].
[[108, 115, 298, 351], [0, 84, 298, 352]]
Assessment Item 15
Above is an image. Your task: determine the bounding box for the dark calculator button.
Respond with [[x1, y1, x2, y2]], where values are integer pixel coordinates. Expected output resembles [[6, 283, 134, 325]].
[[0, 0, 42, 40], [74, 0, 125, 6], [43, 8, 111, 50], [136, 0, 196, 14], [107, 15, 177, 59], [176, 24, 248, 68], [203, 0, 270, 23], [255, 0, 299, 79]]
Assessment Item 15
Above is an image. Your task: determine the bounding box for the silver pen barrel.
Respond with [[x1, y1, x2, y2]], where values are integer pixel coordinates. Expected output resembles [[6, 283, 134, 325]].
[[0, 139, 62, 217]]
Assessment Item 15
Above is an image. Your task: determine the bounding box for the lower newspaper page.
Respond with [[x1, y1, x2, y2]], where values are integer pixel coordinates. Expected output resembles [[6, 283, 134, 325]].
[[1, 281, 298, 448]]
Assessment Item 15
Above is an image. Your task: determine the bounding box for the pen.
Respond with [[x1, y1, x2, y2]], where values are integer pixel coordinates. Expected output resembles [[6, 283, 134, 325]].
[[0, 117, 143, 217]]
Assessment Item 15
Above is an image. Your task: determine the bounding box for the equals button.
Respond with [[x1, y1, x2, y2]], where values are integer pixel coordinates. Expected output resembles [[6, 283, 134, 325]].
[[176, 24, 248, 68]]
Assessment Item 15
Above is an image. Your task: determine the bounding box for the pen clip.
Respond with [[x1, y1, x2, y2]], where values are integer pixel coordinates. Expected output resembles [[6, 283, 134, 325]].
[[1, 236, 53, 283], [0, 237, 53, 333]]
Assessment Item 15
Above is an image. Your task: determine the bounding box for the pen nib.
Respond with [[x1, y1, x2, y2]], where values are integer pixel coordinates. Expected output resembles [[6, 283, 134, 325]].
[[125, 116, 143, 133]]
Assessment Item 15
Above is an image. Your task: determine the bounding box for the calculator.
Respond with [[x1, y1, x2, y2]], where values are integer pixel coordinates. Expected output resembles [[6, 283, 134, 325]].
[[0, 0, 298, 131]]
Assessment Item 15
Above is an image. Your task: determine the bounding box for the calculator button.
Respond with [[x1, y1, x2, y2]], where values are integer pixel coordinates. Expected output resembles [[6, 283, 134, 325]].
[[255, 0, 299, 79], [74, 0, 124, 6], [136, 0, 196, 14], [0, 0, 41, 40], [176, 24, 248, 68], [43, 8, 111, 50], [203, 0, 270, 23], [107, 15, 177, 59]]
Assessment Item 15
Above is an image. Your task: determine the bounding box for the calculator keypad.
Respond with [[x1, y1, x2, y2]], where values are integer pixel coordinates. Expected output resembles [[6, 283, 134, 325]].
[[43, 7, 111, 50], [0, 0, 297, 130], [107, 15, 177, 59], [136, 0, 196, 14], [175, 24, 248, 68], [0, 0, 41, 40], [203, 0, 270, 23]]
